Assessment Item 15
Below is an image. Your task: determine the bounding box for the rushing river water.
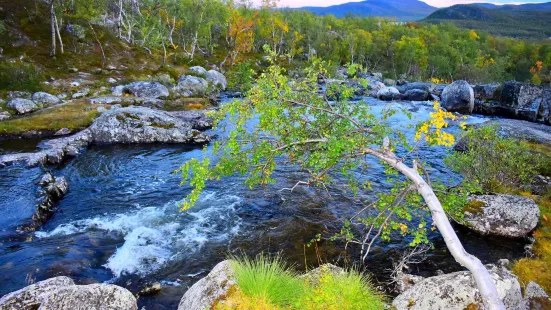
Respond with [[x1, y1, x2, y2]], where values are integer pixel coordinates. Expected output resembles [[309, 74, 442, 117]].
[[0, 98, 528, 309]]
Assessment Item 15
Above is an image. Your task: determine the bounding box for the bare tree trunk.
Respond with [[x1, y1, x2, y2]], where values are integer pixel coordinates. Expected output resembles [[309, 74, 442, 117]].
[[54, 13, 64, 54], [88, 22, 106, 67], [365, 149, 505, 310], [49, 0, 56, 56]]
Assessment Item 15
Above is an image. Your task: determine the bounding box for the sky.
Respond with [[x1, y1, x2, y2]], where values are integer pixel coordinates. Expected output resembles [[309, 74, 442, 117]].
[[271, 0, 550, 8]]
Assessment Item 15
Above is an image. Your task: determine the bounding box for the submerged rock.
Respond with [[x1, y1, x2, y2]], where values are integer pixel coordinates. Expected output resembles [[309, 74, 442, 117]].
[[441, 80, 474, 114], [179, 260, 236, 310], [88, 106, 210, 144], [7, 98, 39, 114], [393, 264, 526, 310], [462, 194, 540, 238]]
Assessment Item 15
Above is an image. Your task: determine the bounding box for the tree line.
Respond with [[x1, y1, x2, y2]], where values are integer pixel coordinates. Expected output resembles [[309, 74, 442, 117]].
[[47, 0, 551, 84]]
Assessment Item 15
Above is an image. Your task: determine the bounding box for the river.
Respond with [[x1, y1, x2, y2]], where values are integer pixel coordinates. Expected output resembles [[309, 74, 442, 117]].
[[0, 98, 528, 309]]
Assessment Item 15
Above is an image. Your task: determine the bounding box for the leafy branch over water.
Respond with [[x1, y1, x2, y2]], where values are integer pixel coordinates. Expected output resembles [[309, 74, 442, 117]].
[[178, 53, 505, 309]]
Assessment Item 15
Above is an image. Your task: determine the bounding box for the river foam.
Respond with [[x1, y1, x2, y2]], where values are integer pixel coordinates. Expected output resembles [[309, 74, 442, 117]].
[[36, 192, 242, 277]]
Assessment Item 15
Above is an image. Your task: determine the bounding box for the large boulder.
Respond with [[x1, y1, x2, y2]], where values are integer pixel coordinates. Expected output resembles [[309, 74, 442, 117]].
[[498, 81, 545, 122], [0, 277, 75, 309], [383, 78, 396, 86], [462, 194, 540, 238], [88, 106, 210, 144], [473, 83, 501, 101], [7, 91, 31, 100], [377, 87, 401, 101], [402, 82, 436, 93], [178, 260, 236, 310], [392, 264, 526, 310], [441, 80, 474, 114], [124, 81, 169, 99], [32, 92, 62, 106], [7, 98, 39, 114], [176, 75, 209, 97], [404, 89, 429, 101], [188, 66, 208, 77], [38, 284, 137, 310], [206, 70, 227, 90]]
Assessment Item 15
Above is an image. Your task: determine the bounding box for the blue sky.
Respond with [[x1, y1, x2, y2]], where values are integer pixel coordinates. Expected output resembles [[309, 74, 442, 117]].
[[272, 0, 550, 8]]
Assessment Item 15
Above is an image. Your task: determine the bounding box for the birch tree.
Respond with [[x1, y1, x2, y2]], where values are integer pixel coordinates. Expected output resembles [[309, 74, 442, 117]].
[[179, 56, 506, 309]]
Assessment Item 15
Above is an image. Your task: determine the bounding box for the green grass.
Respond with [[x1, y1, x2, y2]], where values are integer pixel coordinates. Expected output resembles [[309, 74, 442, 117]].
[[230, 254, 305, 307], [217, 254, 385, 310], [0, 101, 100, 135]]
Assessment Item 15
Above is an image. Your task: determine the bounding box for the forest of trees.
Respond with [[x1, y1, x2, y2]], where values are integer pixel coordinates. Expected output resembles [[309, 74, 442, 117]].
[[17, 0, 551, 84]]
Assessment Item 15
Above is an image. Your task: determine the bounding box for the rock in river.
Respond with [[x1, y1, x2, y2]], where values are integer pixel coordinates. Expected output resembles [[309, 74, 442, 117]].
[[462, 194, 540, 238], [0, 277, 137, 310], [441, 80, 474, 114], [88, 106, 210, 144], [179, 260, 236, 310], [393, 264, 527, 310], [206, 69, 227, 90], [377, 87, 401, 101]]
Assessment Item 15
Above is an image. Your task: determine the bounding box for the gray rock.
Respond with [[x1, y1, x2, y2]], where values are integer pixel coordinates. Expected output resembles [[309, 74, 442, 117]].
[[125, 81, 169, 99], [54, 128, 72, 136], [46, 176, 69, 200], [377, 87, 401, 101], [178, 260, 236, 310], [7, 98, 39, 114], [88, 106, 210, 145], [393, 264, 526, 310], [176, 75, 209, 97], [7, 91, 32, 100], [107, 78, 117, 84], [32, 92, 62, 106], [39, 284, 137, 310], [301, 264, 345, 286], [524, 281, 549, 299], [188, 66, 208, 77], [57, 93, 68, 100], [72, 88, 90, 99], [39, 173, 54, 186], [433, 84, 447, 97], [0, 111, 10, 121], [403, 82, 436, 93], [383, 78, 396, 86], [68, 68, 79, 73], [154, 73, 174, 86], [97, 106, 107, 113], [367, 81, 386, 92], [372, 72, 383, 81], [112, 85, 126, 96], [473, 83, 501, 101], [65, 23, 86, 40], [0, 277, 75, 309], [404, 89, 429, 101], [206, 70, 227, 90], [138, 282, 162, 296], [499, 81, 545, 122], [441, 80, 474, 114], [464, 194, 540, 238], [89, 97, 126, 105], [70, 81, 81, 88]]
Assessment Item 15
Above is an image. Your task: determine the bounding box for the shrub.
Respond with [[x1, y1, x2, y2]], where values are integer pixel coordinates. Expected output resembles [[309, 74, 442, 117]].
[[445, 126, 544, 193], [220, 255, 385, 309], [231, 254, 305, 307], [227, 61, 255, 92], [0, 60, 44, 92], [299, 266, 384, 310]]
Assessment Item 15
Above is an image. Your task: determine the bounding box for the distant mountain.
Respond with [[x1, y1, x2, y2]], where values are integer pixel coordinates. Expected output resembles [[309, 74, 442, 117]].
[[423, 3, 551, 39], [296, 0, 437, 21]]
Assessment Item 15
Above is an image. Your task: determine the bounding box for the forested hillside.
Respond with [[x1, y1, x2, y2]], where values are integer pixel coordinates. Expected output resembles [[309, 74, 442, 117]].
[[424, 4, 551, 39], [297, 0, 437, 21], [1, 0, 551, 86]]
